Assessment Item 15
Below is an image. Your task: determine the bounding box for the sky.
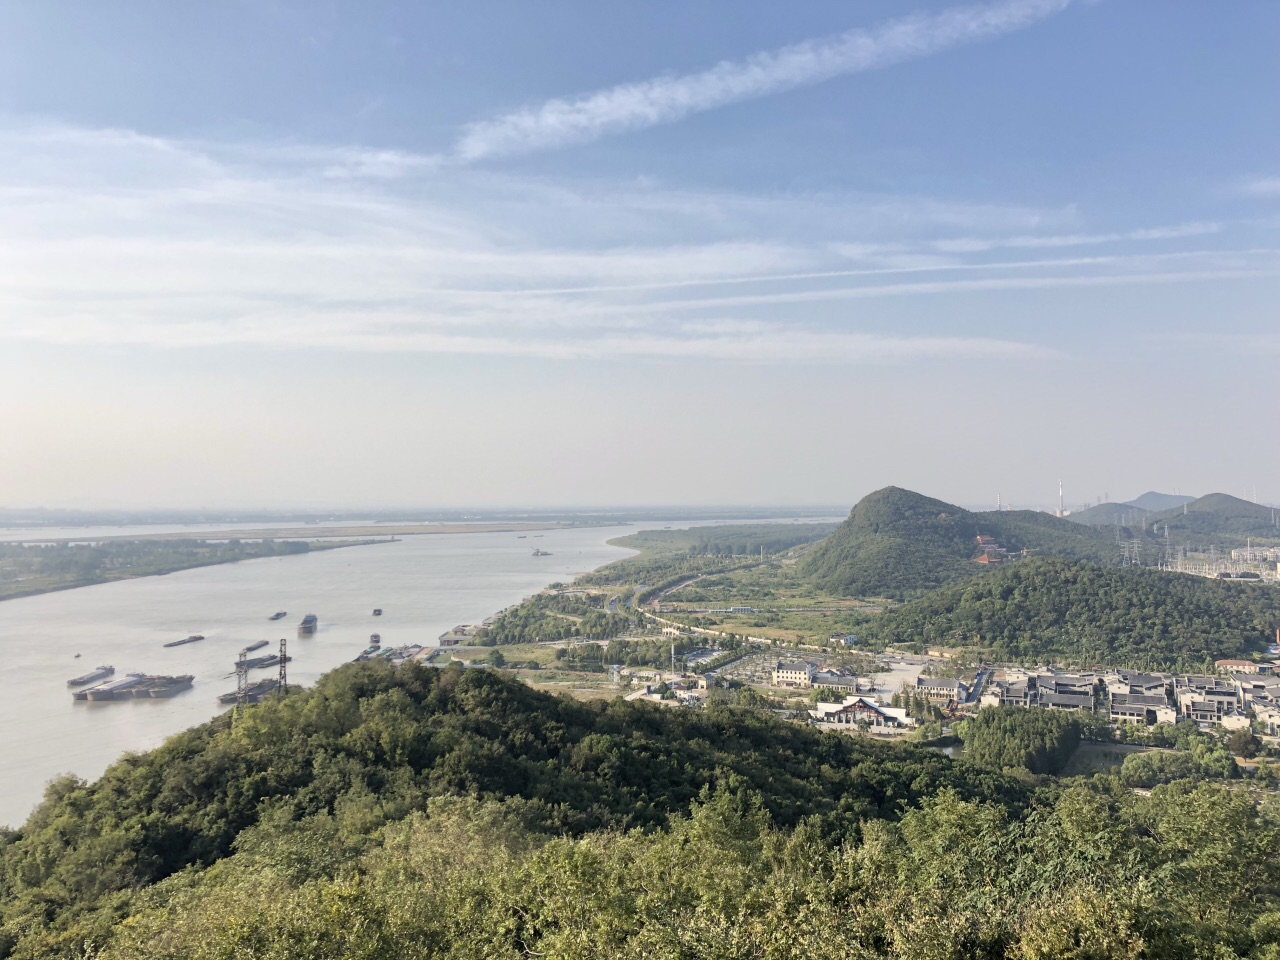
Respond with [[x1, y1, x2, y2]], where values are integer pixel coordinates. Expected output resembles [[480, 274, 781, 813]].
[[1, 0, 1278, 511]]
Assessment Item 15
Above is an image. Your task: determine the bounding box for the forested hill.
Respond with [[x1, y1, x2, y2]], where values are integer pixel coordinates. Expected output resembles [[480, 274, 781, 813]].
[[799, 486, 1118, 599], [4, 664, 1279, 957], [1147, 492, 1280, 545], [861, 557, 1280, 667], [0, 662, 1019, 957]]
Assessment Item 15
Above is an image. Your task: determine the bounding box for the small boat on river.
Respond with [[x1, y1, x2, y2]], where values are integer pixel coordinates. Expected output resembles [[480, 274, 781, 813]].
[[269, 611, 287, 621]]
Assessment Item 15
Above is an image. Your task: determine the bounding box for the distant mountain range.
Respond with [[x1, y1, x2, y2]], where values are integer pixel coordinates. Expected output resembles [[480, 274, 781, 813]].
[[1068, 491, 1280, 547], [798, 486, 1118, 599]]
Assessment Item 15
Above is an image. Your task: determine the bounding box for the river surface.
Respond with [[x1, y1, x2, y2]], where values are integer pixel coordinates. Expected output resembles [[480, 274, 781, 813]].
[[0, 520, 655, 827]]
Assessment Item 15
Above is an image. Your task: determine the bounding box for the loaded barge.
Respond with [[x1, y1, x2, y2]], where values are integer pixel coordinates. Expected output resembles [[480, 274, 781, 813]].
[[298, 614, 318, 635], [74, 674, 193, 702], [238, 653, 292, 670], [217, 678, 279, 705]]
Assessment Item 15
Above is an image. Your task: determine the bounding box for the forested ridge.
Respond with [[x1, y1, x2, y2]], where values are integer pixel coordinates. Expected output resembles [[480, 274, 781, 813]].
[[861, 557, 1280, 666], [1, 664, 1278, 957], [800, 487, 1119, 599], [0, 662, 1021, 957]]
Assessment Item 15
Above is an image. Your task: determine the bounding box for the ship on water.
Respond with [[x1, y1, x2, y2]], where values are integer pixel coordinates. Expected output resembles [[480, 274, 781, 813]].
[[67, 665, 114, 688], [241, 640, 270, 653], [163, 634, 205, 648], [238, 654, 292, 670], [74, 674, 192, 701], [372, 608, 383, 616], [132, 675, 195, 698], [80, 674, 146, 700], [298, 613, 318, 635], [532, 547, 552, 557], [268, 611, 287, 621], [217, 677, 279, 705]]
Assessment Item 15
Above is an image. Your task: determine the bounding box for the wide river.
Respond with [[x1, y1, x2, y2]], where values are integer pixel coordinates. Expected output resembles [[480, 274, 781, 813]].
[[0, 520, 658, 827]]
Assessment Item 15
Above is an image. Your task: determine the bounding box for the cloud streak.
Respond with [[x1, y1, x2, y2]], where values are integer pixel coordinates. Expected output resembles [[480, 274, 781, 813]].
[[454, 0, 1072, 162]]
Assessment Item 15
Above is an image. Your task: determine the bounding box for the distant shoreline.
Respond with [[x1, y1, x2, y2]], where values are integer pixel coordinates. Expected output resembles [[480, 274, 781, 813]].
[[11, 521, 589, 544], [0, 538, 388, 604]]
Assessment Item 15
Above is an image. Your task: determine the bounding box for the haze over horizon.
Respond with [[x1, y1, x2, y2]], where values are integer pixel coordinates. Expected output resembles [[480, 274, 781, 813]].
[[3, 1, 1279, 508]]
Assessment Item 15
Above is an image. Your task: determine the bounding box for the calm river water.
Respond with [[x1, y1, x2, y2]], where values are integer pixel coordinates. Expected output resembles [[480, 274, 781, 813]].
[[0, 521, 648, 827]]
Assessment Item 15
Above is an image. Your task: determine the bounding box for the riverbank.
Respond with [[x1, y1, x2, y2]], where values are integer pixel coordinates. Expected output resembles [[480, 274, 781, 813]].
[[0, 538, 390, 603], [17, 521, 595, 543]]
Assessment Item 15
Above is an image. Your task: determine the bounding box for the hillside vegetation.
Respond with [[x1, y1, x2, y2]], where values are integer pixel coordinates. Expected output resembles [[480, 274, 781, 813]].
[[861, 557, 1280, 667], [799, 487, 1119, 599], [2, 663, 1278, 957], [0, 662, 1019, 957]]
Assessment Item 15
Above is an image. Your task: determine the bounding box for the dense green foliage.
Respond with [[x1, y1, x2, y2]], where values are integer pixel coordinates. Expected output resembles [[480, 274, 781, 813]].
[[1120, 740, 1239, 787], [476, 592, 642, 644], [23, 782, 1280, 960], [960, 706, 1084, 775], [0, 664, 1026, 956], [0, 538, 351, 601], [861, 557, 1280, 667], [800, 487, 1119, 599]]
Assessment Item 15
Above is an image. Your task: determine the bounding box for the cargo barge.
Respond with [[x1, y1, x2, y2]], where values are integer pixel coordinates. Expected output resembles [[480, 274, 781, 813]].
[[298, 614, 318, 635], [74, 674, 193, 702], [238, 654, 292, 670], [163, 634, 205, 648], [217, 678, 280, 705], [269, 611, 287, 621], [67, 665, 115, 688], [241, 640, 270, 653]]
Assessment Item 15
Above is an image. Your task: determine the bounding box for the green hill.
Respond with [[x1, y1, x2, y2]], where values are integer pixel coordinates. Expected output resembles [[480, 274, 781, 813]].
[[860, 557, 1280, 667], [1067, 501, 1148, 527], [1147, 492, 1280, 546], [1128, 490, 1195, 512], [0, 661, 1020, 956], [799, 487, 1119, 599]]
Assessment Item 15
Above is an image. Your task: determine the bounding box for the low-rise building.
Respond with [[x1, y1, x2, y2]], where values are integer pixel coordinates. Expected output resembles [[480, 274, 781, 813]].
[[1109, 693, 1177, 724], [1174, 675, 1246, 727], [811, 671, 860, 695], [773, 660, 815, 688], [916, 676, 969, 705], [1038, 691, 1094, 711], [811, 695, 912, 729], [1216, 659, 1272, 675]]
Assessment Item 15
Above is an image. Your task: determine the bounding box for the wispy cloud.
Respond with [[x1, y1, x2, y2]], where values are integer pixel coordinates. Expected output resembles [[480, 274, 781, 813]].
[[0, 123, 1267, 365], [454, 0, 1073, 162], [930, 222, 1220, 253], [1240, 177, 1280, 198]]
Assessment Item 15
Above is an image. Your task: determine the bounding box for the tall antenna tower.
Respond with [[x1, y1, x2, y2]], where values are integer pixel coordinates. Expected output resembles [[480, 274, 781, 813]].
[[278, 637, 288, 696], [235, 650, 248, 715], [1058, 480, 1064, 518]]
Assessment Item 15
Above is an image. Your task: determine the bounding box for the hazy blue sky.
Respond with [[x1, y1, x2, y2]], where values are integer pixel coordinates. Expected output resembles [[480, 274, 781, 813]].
[[1, 0, 1278, 509]]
